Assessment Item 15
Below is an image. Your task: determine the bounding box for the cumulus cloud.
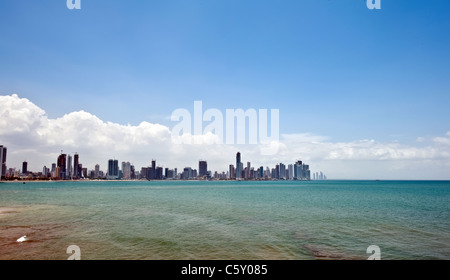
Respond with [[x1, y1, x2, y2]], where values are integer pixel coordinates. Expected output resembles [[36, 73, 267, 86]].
[[1, 94, 450, 179], [433, 132, 450, 145]]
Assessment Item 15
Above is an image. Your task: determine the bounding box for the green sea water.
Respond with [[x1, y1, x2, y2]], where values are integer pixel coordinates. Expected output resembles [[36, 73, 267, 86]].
[[0, 180, 449, 260]]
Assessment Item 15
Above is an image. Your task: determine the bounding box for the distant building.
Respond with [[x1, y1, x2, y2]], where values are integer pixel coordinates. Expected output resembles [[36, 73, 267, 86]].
[[0, 145, 6, 180], [130, 165, 136, 180], [57, 153, 67, 180], [94, 164, 100, 179], [288, 164, 294, 180], [22, 161, 28, 175], [199, 161, 208, 178], [155, 167, 163, 180], [166, 169, 175, 179], [229, 164, 235, 179], [236, 152, 242, 179], [183, 167, 193, 179], [141, 167, 148, 180], [107, 159, 119, 180], [43, 166, 50, 178], [74, 153, 80, 179], [279, 163, 286, 179], [122, 161, 131, 180], [151, 160, 156, 179], [51, 163, 56, 178], [294, 161, 302, 180], [67, 155, 72, 179], [246, 162, 251, 179]]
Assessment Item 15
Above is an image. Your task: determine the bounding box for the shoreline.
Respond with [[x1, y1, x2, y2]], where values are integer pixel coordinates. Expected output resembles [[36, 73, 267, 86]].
[[1, 179, 450, 184]]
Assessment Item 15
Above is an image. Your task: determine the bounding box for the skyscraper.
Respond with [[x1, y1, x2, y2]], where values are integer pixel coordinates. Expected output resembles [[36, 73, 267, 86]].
[[67, 155, 72, 179], [199, 161, 207, 178], [57, 153, 67, 180], [51, 163, 56, 178], [22, 161, 28, 175], [236, 152, 242, 179], [43, 166, 50, 177], [94, 164, 100, 179], [183, 167, 193, 179], [122, 161, 131, 180], [0, 145, 6, 180], [107, 159, 119, 180], [229, 164, 235, 179], [288, 164, 294, 180], [141, 167, 148, 180], [155, 167, 163, 180], [74, 153, 79, 179], [279, 163, 286, 179]]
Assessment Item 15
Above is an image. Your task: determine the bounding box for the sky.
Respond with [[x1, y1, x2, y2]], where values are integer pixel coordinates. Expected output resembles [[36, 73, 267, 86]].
[[1, 0, 450, 179]]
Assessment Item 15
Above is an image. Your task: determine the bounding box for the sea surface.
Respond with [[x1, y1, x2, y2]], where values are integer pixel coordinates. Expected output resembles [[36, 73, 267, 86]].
[[0, 180, 449, 260]]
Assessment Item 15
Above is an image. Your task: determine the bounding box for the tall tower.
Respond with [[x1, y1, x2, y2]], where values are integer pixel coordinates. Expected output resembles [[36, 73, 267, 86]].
[[122, 161, 131, 180], [0, 145, 6, 180], [236, 152, 242, 179], [74, 153, 79, 179], [67, 155, 72, 179], [22, 161, 28, 175], [107, 159, 119, 180], [151, 160, 156, 180], [229, 164, 235, 179], [57, 153, 67, 180], [94, 164, 100, 179], [199, 161, 207, 178]]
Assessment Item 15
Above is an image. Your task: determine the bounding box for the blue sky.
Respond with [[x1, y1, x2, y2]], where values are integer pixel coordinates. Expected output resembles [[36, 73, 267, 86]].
[[1, 1, 450, 178]]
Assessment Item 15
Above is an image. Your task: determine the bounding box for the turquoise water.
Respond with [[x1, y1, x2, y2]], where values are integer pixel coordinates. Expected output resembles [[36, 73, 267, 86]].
[[0, 180, 449, 260]]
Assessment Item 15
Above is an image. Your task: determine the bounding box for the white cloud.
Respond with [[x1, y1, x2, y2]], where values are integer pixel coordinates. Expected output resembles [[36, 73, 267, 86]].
[[1, 94, 450, 179], [433, 132, 450, 145]]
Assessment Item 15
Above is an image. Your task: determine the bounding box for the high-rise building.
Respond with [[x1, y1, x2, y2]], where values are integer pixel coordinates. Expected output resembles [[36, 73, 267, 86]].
[[236, 152, 242, 179], [67, 155, 72, 179], [303, 165, 310, 180], [74, 153, 80, 179], [156, 167, 163, 180], [288, 164, 294, 180], [199, 161, 208, 178], [57, 153, 67, 180], [122, 161, 131, 180], [229, 164, 235, 179], [43, 166, 50, 178], [22, 161, 28, 175], [0, 145, 6, 180], [51, 163, 56, 178], [274, 164, 280, 179], [94, 164, 100, 179], [279, 163, 286, 179], [259, 166, 264, 179], [294, 160, 303, 180], [183, 167, 193, 179], [107, 159, 119, 180], [150, 160, 156, 180], [141, 167, 148, 180], [130, 165, 135, 180]]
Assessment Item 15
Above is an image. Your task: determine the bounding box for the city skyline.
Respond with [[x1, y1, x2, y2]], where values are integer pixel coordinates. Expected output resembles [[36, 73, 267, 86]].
[[1, 1, 450, 179], [1, 92, 450, 180], [0, 147, 325, 181]]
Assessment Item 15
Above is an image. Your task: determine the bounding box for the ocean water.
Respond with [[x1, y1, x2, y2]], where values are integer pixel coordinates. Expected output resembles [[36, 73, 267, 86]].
[[0, 180, 449, 260]]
